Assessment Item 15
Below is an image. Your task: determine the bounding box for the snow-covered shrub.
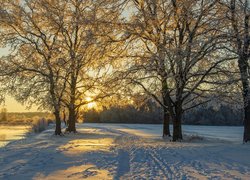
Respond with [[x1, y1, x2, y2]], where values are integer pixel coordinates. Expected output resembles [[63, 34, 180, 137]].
[[32, 118, 49, 133]]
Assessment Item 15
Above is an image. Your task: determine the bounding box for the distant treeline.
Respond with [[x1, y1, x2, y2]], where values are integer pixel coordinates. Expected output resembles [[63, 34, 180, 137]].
[[183, 106, 243, 126], [7, 112, 50, 119], [83, 103, 243, 126], [1, 107, 243, 126], [0, 111, 52, 125]]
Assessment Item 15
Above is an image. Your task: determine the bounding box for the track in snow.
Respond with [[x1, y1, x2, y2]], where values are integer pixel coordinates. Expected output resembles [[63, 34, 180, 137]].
[[0, 123, 249, 179]]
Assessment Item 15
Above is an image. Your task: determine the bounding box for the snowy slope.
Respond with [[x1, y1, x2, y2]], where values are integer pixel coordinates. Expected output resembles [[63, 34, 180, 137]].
[[0, 123, 249, 179]]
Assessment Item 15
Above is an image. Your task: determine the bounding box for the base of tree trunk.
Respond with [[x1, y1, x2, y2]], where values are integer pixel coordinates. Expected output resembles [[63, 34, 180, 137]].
[[243, 114, 250, 143], [67, 112, 76, 133], [172, 136, 183, 142], [162, 109, 171, 138], [172, 127, 183, 142], [163, 133, 171, 137], [243, 139, 250, 143], [243, 133, 250, 143], [65, 127, 77, 133], [172, 116, 183, 142], [163, 126, 171, 137], [55, 130, 63, 135], [54, 109, 62, 136]]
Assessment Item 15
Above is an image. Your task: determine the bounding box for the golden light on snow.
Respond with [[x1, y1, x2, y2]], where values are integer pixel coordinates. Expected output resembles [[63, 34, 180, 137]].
[[0, 125, 30, 147], [57, 138, 114, 156], [34, 164, 111, 180]]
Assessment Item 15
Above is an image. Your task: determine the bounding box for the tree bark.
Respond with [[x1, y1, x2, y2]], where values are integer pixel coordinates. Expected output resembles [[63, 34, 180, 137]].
[[162, 80, 172, 137], [66, 73, 77, 132], [230, 0, 250, 143], [54, 109, 62, 135], [172, 106, 183, 141], [237, 55, 250, 142], [172, 118, 182, 141], [243, 101, 250, 142], [163, 109, 171, 137], [49, 76, 62, 135], [63, 109, 67, 126], [67, 105, 76, 133]]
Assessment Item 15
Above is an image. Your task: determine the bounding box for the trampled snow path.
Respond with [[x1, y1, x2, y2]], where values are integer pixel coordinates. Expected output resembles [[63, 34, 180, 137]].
[[0, 123, 249, 179]]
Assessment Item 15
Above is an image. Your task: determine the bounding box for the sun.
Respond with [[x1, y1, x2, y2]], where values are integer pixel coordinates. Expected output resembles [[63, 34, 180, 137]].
[[86, 97, 96, 109]]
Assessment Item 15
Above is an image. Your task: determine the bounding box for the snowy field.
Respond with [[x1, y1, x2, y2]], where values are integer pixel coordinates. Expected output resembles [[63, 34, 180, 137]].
[[0, 123, 249, 179], [0, 125, 30, 147]]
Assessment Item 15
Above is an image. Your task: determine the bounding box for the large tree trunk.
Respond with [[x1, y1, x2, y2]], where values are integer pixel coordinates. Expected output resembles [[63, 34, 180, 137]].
[[172, 118, 182, 141], [162, 80, 171, 137], [163, 109, 171, 137], [67, 105, 76, 133], [63, 109, 67, 126], [230, 0, 250, 143], [243, 101, 250, 142], [66, 74, 77, 133], [172, 106, 183, 141], [49, 77, 62, 135], [54, 109, 62, 135], [238, 56, 250, 142]]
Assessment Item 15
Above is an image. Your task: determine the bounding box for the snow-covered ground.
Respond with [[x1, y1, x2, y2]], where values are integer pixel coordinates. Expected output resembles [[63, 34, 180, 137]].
[[85, 123, 244, 142], [0, 125, 30, 147], [0, 123, 249, 179]]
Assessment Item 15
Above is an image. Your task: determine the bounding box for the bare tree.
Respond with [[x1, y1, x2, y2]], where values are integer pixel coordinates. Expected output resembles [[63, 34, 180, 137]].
[[220, 0, 250, 142], [0, 0, 126, 134], [118, 0, 234, 141], [0, 0, 68, 135], [52, 0, 125, 132]]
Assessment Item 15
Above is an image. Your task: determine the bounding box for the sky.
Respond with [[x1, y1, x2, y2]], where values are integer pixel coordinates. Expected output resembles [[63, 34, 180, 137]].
[[3, 96, 38, 112], [0, 48, 39, 112]]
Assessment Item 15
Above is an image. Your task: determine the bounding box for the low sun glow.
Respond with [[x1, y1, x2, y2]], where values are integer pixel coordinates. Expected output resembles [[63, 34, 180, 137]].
[[86, 97, 96, 109]]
